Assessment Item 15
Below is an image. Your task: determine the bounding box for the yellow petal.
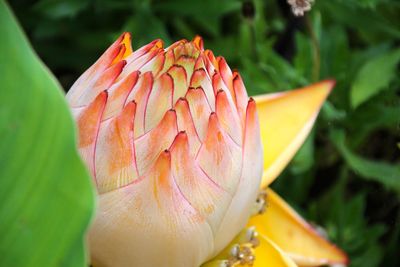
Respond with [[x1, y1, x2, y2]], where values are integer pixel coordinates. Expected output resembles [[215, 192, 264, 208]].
[[254, 235, 298, 267], [248, 189, 348, 266], [254, 80, 335, 187]]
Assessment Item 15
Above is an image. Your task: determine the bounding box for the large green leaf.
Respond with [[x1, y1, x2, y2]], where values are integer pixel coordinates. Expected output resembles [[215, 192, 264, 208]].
[[0, 1, 94, 266]]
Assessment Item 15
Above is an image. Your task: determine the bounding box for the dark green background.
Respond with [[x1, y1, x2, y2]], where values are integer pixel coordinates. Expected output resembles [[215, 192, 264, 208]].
[[9, 0, 400, 266]]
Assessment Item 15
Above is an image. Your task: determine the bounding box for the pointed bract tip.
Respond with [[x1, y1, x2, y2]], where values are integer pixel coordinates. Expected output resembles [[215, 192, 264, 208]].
[[120, 31, 131, 39], [310, 79, 336, 93], [209, 112, 218, 121], [117, 32, 133, 59], [101, 90, 109, 97], [152, 39, 164, 49], [192, 35, 204, 50], [323, 79, 336, 91]]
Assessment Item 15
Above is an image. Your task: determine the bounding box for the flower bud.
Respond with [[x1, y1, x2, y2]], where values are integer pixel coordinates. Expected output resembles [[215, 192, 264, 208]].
[[67, 33, 263, 267]]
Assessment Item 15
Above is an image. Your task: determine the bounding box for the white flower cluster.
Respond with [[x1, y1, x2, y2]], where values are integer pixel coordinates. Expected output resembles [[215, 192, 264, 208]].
[[287, 0, 314, 16]]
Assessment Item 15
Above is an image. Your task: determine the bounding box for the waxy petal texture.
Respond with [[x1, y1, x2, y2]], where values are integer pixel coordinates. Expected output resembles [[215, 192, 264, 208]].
[[213, 99, 263, 253], [197, 113, 242, 194], [89, 151, 214, 267], [248, 188, 348, 266], [67, 33, 344, 267], [67, 33, 262, 267], [72, 91, 107, 176], [255, 80, 334, 187], [95, 102, 138, 193], [170, 132, 231, 234]]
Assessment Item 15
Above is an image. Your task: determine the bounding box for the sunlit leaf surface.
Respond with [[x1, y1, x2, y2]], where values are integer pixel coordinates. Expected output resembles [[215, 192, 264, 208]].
[[0, 2, 94, 266]]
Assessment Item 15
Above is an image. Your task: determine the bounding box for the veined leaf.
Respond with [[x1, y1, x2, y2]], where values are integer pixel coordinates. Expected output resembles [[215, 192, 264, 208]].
[[0, 2, 94, 266]]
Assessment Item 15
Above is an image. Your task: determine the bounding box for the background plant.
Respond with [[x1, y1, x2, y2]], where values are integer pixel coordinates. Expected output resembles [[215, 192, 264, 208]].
[[8, 0, 400, 266]]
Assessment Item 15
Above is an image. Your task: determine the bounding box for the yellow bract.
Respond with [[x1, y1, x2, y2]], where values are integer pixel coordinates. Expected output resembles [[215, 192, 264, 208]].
[[253, 235, 297, 267], [248, 188, 348, 266], [255, 80, 335, 188]]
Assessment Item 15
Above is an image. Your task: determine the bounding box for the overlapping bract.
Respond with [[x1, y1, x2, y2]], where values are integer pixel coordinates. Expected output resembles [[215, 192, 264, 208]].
[[67, 33, 263, 267]]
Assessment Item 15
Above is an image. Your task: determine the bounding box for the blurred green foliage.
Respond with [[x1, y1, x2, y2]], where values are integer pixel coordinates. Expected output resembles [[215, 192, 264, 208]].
[[9, 0, 400, 266]]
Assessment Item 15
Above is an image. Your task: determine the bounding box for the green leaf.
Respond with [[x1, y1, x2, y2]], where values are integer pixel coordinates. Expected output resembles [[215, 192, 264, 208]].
[[0, 2, 94, 267], [153, 0, 241, 18], [34, 0, 89, 19], [331, 130, 400, 193], [346, 92, 400, 147], [290, 131, 315, 175], [350, 48, 400, 108], [308, 175, 387, 267], [318, 1, 400, 40]]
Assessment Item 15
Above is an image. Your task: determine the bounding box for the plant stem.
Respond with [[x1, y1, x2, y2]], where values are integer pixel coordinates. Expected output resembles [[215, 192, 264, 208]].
[[306, 15, 320, 82]]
